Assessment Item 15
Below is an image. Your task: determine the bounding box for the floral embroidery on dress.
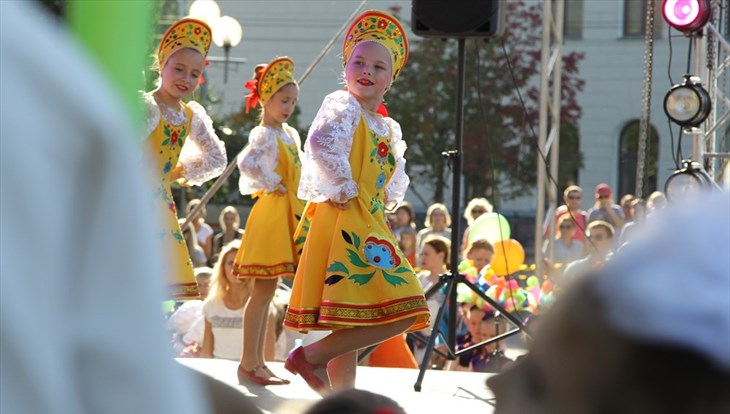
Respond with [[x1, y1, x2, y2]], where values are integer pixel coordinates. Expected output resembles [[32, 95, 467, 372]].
[[287, 144, 301, 168], [162, 124, 186, 150], [324, 230, 412, 288]]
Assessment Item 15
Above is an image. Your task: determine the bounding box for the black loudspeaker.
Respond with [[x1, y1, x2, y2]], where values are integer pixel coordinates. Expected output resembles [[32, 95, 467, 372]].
[[411, 0, 504, 38]]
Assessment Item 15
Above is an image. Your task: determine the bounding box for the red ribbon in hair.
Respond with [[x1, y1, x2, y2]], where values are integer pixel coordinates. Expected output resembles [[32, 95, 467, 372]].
[[244, 79, 259, 114]]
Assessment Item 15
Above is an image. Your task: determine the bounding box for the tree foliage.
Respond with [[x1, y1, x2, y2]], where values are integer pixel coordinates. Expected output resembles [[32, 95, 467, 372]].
[[387, 0, 585, 206]]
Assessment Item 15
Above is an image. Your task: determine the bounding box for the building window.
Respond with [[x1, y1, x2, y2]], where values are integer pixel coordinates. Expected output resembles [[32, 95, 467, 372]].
[[618, 120, 659, 197], [564, 0, 584, 38], [623, 0, 662, 37]]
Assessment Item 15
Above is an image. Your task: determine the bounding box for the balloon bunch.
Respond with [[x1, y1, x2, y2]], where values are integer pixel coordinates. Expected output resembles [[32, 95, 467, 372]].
[[526, 275, 556, 311], [457, 259, 480, 284], [468, 213, 525, 277], [456, 266, 538, 314]]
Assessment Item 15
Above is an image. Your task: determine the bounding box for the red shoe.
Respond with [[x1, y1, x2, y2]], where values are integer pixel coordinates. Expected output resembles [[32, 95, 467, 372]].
[[237, 365, 290, 386], [284, 347, 330, 394], [261, 365, 291, 385]]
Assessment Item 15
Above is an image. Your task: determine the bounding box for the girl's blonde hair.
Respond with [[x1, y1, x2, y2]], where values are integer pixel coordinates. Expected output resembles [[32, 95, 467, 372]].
[[206, 240, 241, 302], [218, 205, 240, 230], [464, 197, 493, 225], [424, 202, 452, 228]]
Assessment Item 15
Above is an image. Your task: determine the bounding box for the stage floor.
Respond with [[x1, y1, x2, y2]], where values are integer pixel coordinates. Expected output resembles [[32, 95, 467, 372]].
[[179, 358, 497, 414]]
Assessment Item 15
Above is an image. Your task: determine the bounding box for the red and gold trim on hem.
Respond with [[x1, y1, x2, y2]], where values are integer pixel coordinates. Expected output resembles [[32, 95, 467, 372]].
[[168, 282, 200, 301], [284, 295, 429, 331], [233, 261, 296, 279]]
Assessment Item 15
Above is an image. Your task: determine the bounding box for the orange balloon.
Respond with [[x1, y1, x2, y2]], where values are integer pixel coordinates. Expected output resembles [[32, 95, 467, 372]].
[[490, 239, 525, 276]]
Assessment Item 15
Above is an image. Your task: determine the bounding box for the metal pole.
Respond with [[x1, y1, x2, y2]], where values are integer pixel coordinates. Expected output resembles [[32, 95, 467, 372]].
[[448, 38, 467, 351], [535, 0, 552, 281], [547, 0, 564, 270], [692, 36, 704, 162], [223, 44, 230, 83]]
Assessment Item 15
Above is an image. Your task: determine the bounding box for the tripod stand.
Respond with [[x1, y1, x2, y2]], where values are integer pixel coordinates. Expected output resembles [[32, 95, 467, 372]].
[[412, 38, 528, 392]]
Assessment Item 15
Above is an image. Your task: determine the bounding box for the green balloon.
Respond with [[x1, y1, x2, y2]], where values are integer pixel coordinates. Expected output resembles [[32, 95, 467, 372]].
[[67, 0, 155, 135], [468, 213, 511, 244]]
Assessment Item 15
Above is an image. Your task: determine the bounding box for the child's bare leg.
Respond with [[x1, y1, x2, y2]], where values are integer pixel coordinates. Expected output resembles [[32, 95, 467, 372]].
[[301, 317, 417, 387], [328, 351, 357, 391], [240, 278, 277, 370]]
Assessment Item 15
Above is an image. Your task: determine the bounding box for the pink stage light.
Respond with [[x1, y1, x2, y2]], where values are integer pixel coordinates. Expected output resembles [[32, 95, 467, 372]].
[[662, 0, 711, 33]]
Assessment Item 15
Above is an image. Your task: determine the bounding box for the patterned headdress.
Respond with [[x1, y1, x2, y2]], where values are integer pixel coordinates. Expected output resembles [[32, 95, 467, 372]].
[[342, 10, 409, 82], [158, 18, 212, 70], [244, 56, 296, 114]]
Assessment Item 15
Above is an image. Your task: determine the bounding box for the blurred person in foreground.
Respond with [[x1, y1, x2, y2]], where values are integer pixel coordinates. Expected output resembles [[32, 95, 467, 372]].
[[0, 2, 259, 413], [488, 190, 730, 414]]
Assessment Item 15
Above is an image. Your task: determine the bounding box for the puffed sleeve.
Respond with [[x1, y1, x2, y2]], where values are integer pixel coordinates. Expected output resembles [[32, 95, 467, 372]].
[[298, 90, 361, 203], [178, 100, 227, 186], [237, 126, 281, 195], [384, 117, 409, 210], [141, 92, 160, 141]]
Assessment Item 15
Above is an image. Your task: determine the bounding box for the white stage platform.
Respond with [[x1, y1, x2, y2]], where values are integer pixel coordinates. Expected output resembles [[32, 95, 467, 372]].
[[179, 358, 497, 414]]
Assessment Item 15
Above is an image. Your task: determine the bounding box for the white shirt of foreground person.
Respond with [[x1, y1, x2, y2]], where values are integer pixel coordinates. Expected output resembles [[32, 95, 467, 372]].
[[0, 2, 208, 413]]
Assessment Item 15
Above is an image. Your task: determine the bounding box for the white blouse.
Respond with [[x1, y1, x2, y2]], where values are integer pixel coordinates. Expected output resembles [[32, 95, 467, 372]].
[[237, 124, 302, 195], [298, 90, 409, 208], [142, 92, 227, 186]]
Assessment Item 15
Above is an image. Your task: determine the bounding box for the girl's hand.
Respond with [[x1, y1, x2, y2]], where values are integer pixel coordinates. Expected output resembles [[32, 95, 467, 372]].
[[327, 199, 351, 210], [170, 165, 185, 182], [266, 184, 286, 195]]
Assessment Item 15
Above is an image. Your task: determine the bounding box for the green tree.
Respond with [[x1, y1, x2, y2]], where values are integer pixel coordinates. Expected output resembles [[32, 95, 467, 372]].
[[387, 0, 584, 205]]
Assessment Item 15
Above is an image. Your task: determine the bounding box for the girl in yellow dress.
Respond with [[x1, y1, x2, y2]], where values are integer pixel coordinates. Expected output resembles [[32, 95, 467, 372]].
[[283, 10, 430, 395], [233, 57, 305, 386], [142, 18, 226, 300]]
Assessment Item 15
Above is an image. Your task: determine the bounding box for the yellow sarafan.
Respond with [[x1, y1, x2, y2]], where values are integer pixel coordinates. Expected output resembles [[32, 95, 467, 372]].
[[284, 115, 429, 332], [233, 133, 305, 279], [145, 105, 199, 300]]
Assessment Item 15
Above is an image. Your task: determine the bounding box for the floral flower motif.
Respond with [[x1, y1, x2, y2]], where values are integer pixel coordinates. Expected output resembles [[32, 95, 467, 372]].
[[194, 27, 202, 35], [170, 130, 179, 146], [363, 236, 400, 270], [376, 172, 386, 189], [377, 142, 389, 158], [168, 202, 177, 213], [377, 19, 388, 29], [163, 161, 173, 174]]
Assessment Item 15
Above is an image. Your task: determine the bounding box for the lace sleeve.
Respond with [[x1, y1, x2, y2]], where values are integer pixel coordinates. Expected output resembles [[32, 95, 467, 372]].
[[237, 126, 281, 194], [141, 92, 160, 142], [384, 117, 410, 210], [298, 90, 361, 203], [178, 101, 227, 186]]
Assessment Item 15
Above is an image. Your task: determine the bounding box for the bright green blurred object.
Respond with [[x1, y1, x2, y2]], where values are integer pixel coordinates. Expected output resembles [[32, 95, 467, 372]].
[[162, 300, 176, 314], [67, 1, 156, 132]]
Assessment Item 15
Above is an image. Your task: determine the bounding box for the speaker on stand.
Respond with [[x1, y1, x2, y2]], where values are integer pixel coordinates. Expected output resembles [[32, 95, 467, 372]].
[[407, 1, 526, 392]]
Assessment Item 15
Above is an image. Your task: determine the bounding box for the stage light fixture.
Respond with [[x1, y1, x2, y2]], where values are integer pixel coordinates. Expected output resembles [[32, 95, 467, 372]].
[[662, 0, 712, 33], [665, 159, 716, 200], [663, 75, 712, 128]]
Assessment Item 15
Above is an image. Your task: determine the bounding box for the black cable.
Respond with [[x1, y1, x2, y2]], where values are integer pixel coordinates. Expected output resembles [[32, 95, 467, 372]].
[[667, 25, 674, 85], [686, 34, 693, 74], [498, 38, 596, 257], [668, 118, 680, 169], [474, 40, 523, 323], [676, 127, 684, 163]]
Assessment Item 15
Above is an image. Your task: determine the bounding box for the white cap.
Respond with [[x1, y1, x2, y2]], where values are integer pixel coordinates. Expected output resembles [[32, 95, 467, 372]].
[[595, 190, 730, 370]]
